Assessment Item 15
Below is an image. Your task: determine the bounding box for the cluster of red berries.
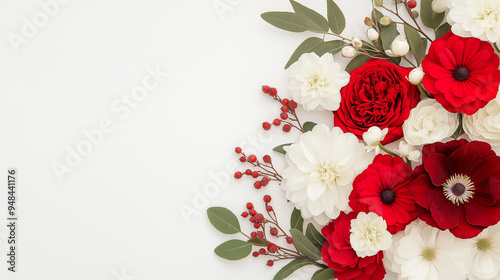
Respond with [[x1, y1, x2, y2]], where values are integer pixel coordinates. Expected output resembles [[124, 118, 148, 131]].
[[242, 196, 294, 267], [407, 0, 417, 9], [261, 85, 299, 133], [233, 147, 282, 188]]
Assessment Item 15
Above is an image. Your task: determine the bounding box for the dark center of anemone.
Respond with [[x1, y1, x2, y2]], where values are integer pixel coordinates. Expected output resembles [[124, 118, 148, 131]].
[[380, 189, 396, 204], [453, 66, 470, 81], [452, 183, 466, 196]]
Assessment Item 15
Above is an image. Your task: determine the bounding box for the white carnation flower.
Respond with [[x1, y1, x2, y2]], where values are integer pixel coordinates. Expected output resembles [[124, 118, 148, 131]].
[[403, 99, 459, 146], [282, 124, 373, 225], [383, 220, 470, 280], [467, 222, 500, 280], [288, 53, 350, 111], [463, 92, 500, 146], [448, 0, 500, 43], [350, 212, 392, 258]]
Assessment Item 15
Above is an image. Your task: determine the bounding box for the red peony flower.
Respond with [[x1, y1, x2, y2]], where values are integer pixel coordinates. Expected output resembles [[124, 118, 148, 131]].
[[321, 212, 386, 280], [349, 154, 417, 234], [422, 31, 500, 115], [409, 139, 500, 238], [334, 59, 420, 145]]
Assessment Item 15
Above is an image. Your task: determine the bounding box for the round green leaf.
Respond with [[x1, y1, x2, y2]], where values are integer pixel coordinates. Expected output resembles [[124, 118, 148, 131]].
[[290, 0, 329, 33], [285, 37, 324, 69], [273, 258, 312, 280], [261, 12, 308, 32], [207, 207, 241, 234], [290, 208, 304, 233], [345, 55, 370, 72], [214, 239, 252, 261], [290, 229, 322, 260], [327, 0, 346, 34], [303, 121, 317, 132], [420, 0, 445, 29], [312, 268, 335, 280]]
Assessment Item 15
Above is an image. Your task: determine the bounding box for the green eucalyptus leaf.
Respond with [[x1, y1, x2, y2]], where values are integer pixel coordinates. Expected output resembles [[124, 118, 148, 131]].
[[214, 239, 252, 261], [435, 23, 451, 39], [420, 0, 445, 29], [273, 143, 293, 155], [285, 37, 324, 69], [404, 25, 426, 65], [207, 207, 241, 234], [261, 12, 308, 32], [311, 268, 336, 280], [313, 40, 345, 56], [303, 121, 317, 132], [451, 113, 465, 139], [290, 208, 304, 232], [290, 0, 329, 33], [326, 0, 346, 34], [380, 22, 399, 51], [273, 258, 312, 280], [345, 55, 370, 72], [290, 229, 322, 260], [247, 238, 267, 247], [305, 223, 326, 250]]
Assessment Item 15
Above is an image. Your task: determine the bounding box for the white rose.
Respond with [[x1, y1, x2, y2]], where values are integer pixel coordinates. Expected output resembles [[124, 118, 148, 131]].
[[403, 99, 459, 145], [463, 92, 500, 146], [385, 35, 410, 57]]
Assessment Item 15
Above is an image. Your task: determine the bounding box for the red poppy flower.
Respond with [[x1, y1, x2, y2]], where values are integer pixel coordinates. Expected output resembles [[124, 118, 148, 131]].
[[321, 212, 386, 280], [349, 154, 417, 234], [422, 31, 500, 115], [409, 139, 500, 238]]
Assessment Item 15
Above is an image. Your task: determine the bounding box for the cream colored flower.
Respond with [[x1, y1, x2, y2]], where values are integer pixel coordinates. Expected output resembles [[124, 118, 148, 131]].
[[463, 92, 500, 146], [466, 222, 500, 280], [350, 212, 392, 258], [448, 0, 500, 43]]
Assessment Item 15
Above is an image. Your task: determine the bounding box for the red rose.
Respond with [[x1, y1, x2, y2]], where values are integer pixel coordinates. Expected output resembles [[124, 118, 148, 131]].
[[422, 32, 500, 115], [409, 139, 500, 238], [334, 59, 420, 144], [321, 212, 386, 280], [349, 154, 417, 234]]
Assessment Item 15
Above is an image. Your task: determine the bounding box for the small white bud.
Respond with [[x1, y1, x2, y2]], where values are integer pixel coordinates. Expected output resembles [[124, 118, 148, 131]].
[[408, 67, 425, 85], [351, 37, 363, 49], [396, 141, 421, 162], [363, 127, 388, 154], [366, 28, 379, 41], [385, 35, 410, 57], [380, 16, 392, 26], [431, 0, 447, 13], [341, 46, 357, 58]]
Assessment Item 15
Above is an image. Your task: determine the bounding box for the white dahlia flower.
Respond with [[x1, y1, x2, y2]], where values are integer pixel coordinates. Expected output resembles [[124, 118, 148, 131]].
[[282, 124, 373, 225], [467, 222, 500, 280], [448, 0, 500, 43], [383, 220, 470, 280], [463, 93, 500, 146], [350, 212, 392, 258], [403, 98, 459, 145], [288, 53, 350, 111]]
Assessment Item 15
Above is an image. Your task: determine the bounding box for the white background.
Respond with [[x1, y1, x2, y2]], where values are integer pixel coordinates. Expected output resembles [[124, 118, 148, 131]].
[[0, 0, 386, 279]]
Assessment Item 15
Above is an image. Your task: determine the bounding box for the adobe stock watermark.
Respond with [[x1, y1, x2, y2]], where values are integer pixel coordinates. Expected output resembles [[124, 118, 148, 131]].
[[213, 0, 243, 21], [51, 65, 169, 183], [179, 128, 276, 223], [110, 268, 134, 280], [8, 0, 72, 53]]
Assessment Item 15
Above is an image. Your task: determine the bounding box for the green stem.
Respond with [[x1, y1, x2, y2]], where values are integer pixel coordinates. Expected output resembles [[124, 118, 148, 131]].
[[377, 143, 399, 157]]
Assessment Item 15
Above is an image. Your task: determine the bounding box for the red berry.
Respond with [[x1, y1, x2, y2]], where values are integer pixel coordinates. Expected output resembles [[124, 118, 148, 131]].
[[281, 106, 289, 112], [246, 202, 253, 209], [255, 213, 264, 222], [283, 124, 291, 132], [239, 156, 246, 163], [234, 172, 242, 179], [286, 237, 293, 244], [261, 177, 270, 186], [259, 248, 266, 255], [269, 88, 278, 96], [253, 251, 259, 257], [248, 155, 257, 163], [251, 171, 259, 178], [289, 100, 298, 109], [254, 222, 261, 229], [267, 243, 278, 253], [262, 122, 271, 130], [245, 169, 252, 175], [235, 147, 242, 153], [267, 260, 274, 267], [250, 209, 257, 216], [251, 232, 257, 239], [263, 155, 272, 163], [407, 0, 417, 9], [280, 112, 288, 120], [270, 227, 278, 236], [262, 85, 271, 93], [257, 231, 264, 239], [250, 216, 256, 223], [254, 181, 262, 189], [241, 212, 249, 218], [273, 119, 281, 126], [263, 195, 272, 203], [282, 98, 289, 105], [266, 205, 273, 212]]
